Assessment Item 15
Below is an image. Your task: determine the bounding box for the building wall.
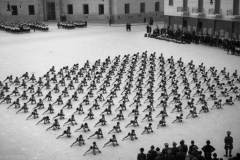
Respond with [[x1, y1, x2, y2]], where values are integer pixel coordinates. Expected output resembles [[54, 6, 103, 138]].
[[0, 0, 164, 23], [110, 0, 164, 23], [0, 0, 44, 22], [164, 0, 240, 38], [164, 0, 240, 18], [62, 0, 110, 23]]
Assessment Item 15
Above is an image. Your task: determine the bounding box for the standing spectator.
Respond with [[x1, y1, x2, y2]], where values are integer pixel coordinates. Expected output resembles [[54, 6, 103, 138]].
[[144, 17, 146, 23], [190, 146, 200, 160], [198, 151, 205, 160], [212, 153, 219, 160], [179, 140, 188, 156], [138, 148, 147, 160], [176, 147, 186, 160], [162, 143, 169, 158], [128, 22, 132, 31], [155, 147, 163, 160], [202, 140, 215, 160], [231, 153, 240, 160], [224, 131, 233, 157], [189, 140, 197, 155], [146, 24, 150, 33], [57, 22, 60, 29], [109, 18, 111, 26], [33, 23, 36, 32], [171, 142, 179, 158], [147, 145, 157, 160], [126, 22, 129, 31]]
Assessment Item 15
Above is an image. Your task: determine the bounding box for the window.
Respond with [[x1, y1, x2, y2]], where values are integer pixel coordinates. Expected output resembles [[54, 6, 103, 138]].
[[214, 0, 220, 14], [11, 5, 18, 15], [125, 3, 130, 14], [155, 2, 160, 12], [28, 5, 35, 15], [99, 4, 104, 15], [183, 0, 188, 11], [233, 0, 239, 15], [67, 4, 73, 14], [140, 3, 145, 13], [198, 0, 203, 12], [83, 4, 89, 14], [169, 0, 173, 6]]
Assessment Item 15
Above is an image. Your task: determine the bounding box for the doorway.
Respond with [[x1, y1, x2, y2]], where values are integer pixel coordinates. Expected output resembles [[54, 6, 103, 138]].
[[47, 2, 56, 20]]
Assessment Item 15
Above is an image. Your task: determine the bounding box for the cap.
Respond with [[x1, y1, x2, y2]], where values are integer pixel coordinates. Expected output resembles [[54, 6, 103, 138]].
[[172, 142, 177, 146], [164, 143, 169, 146]]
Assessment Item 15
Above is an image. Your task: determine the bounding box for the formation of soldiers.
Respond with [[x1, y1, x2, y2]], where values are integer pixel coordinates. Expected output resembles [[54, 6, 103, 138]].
[[57, 21, 87, 29], [0, 21, 49, 33], [0, 51, 239, 156]]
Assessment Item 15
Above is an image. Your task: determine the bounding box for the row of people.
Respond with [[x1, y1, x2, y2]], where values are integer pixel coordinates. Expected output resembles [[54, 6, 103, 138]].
[[149, 26, 240, 55], [138, 131, 235, 160], [57, 21, 87, 29]]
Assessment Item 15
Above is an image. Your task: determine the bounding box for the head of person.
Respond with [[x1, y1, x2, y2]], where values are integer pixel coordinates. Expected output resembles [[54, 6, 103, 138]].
[[227, 131, 231, 136], [213, 153, 217, 158], [164, 143, 169, 148], [140, 148, 144, 153], [151, 145, 155, 149], [172, 142, 177, 147], [180, 140, 185, 145], [191, 140, 194, 145], [206, 140, 210, 144]]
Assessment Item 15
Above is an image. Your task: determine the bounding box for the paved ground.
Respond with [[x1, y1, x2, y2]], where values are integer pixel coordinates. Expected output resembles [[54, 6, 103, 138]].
[[0, 23, 239, 160]]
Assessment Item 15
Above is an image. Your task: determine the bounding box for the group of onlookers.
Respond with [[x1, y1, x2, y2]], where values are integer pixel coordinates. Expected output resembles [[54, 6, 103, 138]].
[[148, 26, 240, 56], [138, 131, 238, 160]]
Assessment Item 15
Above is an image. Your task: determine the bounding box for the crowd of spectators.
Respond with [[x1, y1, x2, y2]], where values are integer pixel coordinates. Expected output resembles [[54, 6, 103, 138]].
[[137, 132, 238, 160], [146, 26, 240, 56]]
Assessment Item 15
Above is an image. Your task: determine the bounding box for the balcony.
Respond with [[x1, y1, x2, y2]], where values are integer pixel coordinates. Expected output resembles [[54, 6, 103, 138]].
[[176, 7, 189, 16], [207, 8, 222, 18], [226, 10, 240, 19], [191, 7, 205, 16]]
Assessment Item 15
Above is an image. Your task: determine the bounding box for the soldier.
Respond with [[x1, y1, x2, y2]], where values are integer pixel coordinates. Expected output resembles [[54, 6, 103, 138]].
[[172, 113, 183, 123], [63, 115, 77, 126], [57, 126, 71, 139], [88, 128, 103, 139], [36, 116, 50, 125], [224, 131, 233, 157], [108, 122, 121, 134], [26, 109, 38, 120], [75, 123, 90, 132], [103, 135, 119, 147], [141, 123, 153, 135], [125, 116, 139, 128], [46, 119, 60, 131], [122, 129, 138, 141], [70, 134, 85, 147], [83, 142, 101, 156]]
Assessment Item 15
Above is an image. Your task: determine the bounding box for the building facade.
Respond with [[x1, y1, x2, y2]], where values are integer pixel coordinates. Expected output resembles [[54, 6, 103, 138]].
[[164, 0, 240, 39], [0, 0, 164, 23]]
